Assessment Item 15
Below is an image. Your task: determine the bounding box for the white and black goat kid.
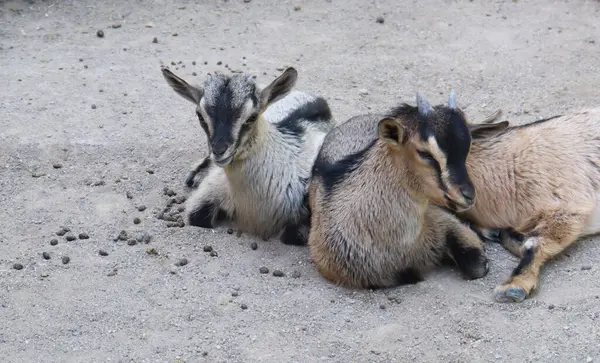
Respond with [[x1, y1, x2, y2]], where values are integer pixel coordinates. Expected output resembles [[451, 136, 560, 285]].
[[161, 67, 334, 245]]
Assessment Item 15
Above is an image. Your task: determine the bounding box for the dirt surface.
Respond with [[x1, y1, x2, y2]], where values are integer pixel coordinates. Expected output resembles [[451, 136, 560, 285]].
[[2, 1, 600, 362]]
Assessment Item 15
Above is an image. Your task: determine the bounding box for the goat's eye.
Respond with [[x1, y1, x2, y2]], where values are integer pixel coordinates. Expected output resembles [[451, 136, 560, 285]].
[[196, 111, 204, 122], [417, 150, 436, 163], [247, 114, 258, 124]]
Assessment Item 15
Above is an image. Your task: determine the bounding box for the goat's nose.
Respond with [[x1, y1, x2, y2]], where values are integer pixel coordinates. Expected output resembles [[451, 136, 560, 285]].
[[212, 143, 228, 157], [460, 186, 475, 202]]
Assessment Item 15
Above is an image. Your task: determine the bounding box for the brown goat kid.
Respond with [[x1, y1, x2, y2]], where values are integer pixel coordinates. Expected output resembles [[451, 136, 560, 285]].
[[388, 91, 600, 303], [308, 94, 502, 289]]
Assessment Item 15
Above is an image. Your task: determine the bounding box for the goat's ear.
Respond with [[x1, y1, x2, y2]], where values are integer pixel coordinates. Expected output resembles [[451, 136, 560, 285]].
[[378, 117, 407, 146], [259, 67, 298, 110], [469, 121, 509, 139], [161, 67, 204, 104]]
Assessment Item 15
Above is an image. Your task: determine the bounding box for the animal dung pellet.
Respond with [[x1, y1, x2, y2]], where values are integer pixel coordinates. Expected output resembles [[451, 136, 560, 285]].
[[152, 37, 158, 43], [227, 228, 234, 234], [133, 217, 141, 224], [146, 169, 155, 174], [65, 234, 76, 241], [117, 230, 128, 241], [127, 239, 137, 246], [137, 205, 147, 212], [376, 16, 385, 24], [126, 191, 133, 199], [259, 266, 269, 274], [96, 30, 104, 38], [163, 187, 177, 197], [50, 239, 58, 246], [272, 270, 285, 277], [203, 245, 213, 252], [99, 250, 109, 256], [56, 228, 68, 236], [62, 256, 70, 264], [13, 263, 24, 270], [209, 251, 218, 257], [240, 304, 248, 310], [78, 232, 89, 240], [290, 270, 301, 278], [52, 163, 63, 169], [231, 291, 239, 297], [42, 252, 51, 260], [250, 242, 258, 250], [175, 258, 188, 267], [136, 232, 152, 244]]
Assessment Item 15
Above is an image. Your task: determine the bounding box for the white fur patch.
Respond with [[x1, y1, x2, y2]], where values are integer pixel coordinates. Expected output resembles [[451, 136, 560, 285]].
[[523, 237, 539, 251]]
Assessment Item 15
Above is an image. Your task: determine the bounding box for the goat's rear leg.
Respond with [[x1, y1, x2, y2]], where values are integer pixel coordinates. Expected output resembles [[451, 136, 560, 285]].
[[494, 213, 586, 303]]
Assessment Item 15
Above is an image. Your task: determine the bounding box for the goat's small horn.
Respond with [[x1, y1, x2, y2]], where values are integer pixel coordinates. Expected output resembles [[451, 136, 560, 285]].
[[448, 89, 457, 109], [416, 92, 434, 116]]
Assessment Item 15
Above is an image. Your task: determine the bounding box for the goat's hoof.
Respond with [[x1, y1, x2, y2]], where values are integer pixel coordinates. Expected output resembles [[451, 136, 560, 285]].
[[184, 171, 196, 188], [494, 284, 527, 303]]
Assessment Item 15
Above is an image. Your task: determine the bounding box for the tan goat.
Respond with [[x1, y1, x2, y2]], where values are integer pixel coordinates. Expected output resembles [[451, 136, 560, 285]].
[[386, 90, 600, 303], [308, 94, 501, 288]]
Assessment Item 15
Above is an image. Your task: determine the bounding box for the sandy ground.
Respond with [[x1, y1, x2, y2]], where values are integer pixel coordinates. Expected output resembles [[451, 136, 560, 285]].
[[1, 0, 600, 362]]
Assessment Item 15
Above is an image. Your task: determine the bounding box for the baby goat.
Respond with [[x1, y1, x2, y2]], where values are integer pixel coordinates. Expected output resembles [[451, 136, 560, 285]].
[[161, 67, 334, 245], [390, 90, 600, 303], [308, 94, 495, 289]]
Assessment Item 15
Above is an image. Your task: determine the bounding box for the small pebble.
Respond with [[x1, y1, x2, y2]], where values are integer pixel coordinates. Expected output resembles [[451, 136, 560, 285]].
[[232, 291, 239, 297], [250, 242, 258, 250], [99, 250, 109, 256], [111, 23, 121, 29], [172, 33, 178, 37], [93, 180, 105, 186], [177, 206, 185, 212], [164, 188, 177, 197], [65, 234, 76, 241], [52, 163, 63, 169], [359, 89, 369, 96], [166, 222, 179, 228], [174, 195, 186, 204], [79, 58, 83, 62], [96, 30, 104, 38], [272, 270, 285, 277], [133, 217, 141, 224], [91, 104, 97, 110], [175, 258, 188, 267], [126, 191, 133, 199], [203, 245, 213, 252], [227, 228, 234, 234], [152, 37, 158, 43], [192, 72, 197, 76], [294, 5, 301, 11], [202, 352, 208, 356], [203, 61, 208, 65], [379, 304, 386, 310], [42, 252, 51, 260], [209, 251, 218, 257], [548, 304, 555, 310], [241, 303, 248, 310], [136, 232, 152, 244], [78, 232, 89, 240], [217, 61, 222, 65], [50, 239, 58, 246], [117, 230, 128, 241], [581, 265, 592, 270], [177, 220, 185, 228], [62, 256, 70, 264], [127, 239, 137, 246], [243, 0, 251, 2], [13, 263, 23, 270], [259, 266, 269, 274], [376, 16, 385, 24], [137, 205, 147, 212], [290, 270, 301, 279]]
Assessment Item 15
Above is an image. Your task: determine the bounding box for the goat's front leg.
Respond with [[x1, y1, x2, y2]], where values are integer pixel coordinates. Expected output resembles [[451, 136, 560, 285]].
[[185, 156, 212, 188], [494, 212, 586, 303], [185, 168, 234, 228], [445, 222, 489, 280]]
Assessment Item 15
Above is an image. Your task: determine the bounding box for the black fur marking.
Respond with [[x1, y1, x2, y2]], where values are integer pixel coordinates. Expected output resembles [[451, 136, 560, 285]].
[[276, 97, 332, 137], [394, 268, 424, 285], [512, 246, 535, 276], [505, 228, 525, 243], [188, 201, 228, 228], [312, 139, 377, 198], [280, 222, 308, 246], [445, 231, 487, 278], [509, 115, 562, 130]]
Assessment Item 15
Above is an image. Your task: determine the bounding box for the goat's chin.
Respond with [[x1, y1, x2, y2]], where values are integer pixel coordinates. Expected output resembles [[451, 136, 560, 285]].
[[212, 153, 234, 167], [443, 198, 473, 213]]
